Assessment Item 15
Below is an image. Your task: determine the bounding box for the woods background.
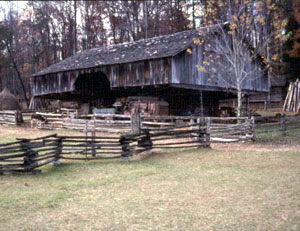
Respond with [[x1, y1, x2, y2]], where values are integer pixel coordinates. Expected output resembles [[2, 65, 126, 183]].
[[0, 0, 299, 106]]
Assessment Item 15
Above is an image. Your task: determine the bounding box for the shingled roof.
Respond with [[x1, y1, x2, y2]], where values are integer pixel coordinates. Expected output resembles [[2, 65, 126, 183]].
[[33, 30, 201, 77]]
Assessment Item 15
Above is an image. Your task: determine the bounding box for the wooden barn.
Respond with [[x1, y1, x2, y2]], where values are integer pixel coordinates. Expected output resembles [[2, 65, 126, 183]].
[[219, 74, 286, 111], [32, 29, 269, 115]]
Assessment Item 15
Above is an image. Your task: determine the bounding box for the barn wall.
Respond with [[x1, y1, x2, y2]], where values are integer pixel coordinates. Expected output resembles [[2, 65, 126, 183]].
[[171, 45, 269, 92], [33, 57, 172, 97], [109, 57, 171, 88], [33, 71, 78, 96], [33, 44, 268, 98]]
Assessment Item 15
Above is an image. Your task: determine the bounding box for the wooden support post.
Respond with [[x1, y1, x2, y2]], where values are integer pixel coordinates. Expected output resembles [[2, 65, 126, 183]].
[[280, 114, 286, 137], [197, 117, 204, 148], [264, 99, 267, 111], [131, 112, 141, 135], [200, 90, 204, 117], [246, 95, 250, 119]]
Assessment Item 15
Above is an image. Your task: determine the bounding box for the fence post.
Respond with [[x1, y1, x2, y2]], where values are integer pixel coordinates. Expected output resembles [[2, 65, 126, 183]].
[[14, 111, 21, 125], [93, 114, 96, 135], [205, 117, 211, 147], [198, 117, 204, 148], [250, 116, 256, 142], [264, 100, 267, 111], [246, 95, 251, 119], [91, 129, 96, 157], [85, 120, 88, 155], [119, 135, 132, 162], [190, 118, 194, 125], [131, 112, 141, 135], [85, 120, 88, 136], [280, 114, 286, 137], [14, 111, 18, 125], [138, 130, 153, 154]]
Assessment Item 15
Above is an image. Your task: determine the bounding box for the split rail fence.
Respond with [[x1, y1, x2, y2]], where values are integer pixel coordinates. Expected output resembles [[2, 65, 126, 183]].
[[209, 117, 255, 142], [0, 134, 61, 174], [0, 121, 210, 174], [32, 112, 255, 143], [0, 111, 22, 125], [254, 114, 300, 136]]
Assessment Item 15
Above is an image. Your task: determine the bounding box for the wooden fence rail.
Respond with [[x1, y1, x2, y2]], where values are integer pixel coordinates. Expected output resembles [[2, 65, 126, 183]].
[[5, 113, 299, 175], [0, 120, 210, 174], [0, 134, 60, 174], [254, 114, 300, 136], [31, 112, 255, 143], [0, 111, 23, 125], [209, 117, 255, 142]]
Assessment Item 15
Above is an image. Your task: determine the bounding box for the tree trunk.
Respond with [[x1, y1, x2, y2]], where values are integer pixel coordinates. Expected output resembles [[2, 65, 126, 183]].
[[192, 0, 196, 29], [155, 1, 160, 36], [74, 0, 77, 54], [144, 0, 148, 39], [237, 86, 242, 117], [6, 44, 29, 108]]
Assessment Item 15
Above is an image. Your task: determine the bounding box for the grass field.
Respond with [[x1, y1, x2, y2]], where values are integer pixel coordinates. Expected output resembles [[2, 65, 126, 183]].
[[1, 125, 300, 230]]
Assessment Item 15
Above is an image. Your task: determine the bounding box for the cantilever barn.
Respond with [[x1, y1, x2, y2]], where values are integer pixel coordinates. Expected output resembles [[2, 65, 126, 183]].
[[32, 29, 268, 115]]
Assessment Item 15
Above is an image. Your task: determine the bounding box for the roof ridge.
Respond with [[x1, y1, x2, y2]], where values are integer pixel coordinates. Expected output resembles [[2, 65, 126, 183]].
[[78, 29, 198, 54], [33, 29, 202, 77]]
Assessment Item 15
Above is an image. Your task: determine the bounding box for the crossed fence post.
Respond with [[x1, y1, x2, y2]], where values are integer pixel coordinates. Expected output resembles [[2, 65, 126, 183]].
[[197, 117, 210, 148], [138, 129, 153, 154], [54, 137, 62, 165], [119, 135, 133, 162], [20, 139, 39, 174]]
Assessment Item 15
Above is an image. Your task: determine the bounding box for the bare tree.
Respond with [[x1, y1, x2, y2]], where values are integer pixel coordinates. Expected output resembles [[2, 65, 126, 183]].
[[196, 0, 287, 116], [0, 22, 30, 107]]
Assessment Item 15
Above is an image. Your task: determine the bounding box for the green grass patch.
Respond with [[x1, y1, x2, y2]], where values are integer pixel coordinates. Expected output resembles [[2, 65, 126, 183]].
[[0, 125, 300, 230], [1, 147, 300, 230], [255, 121, 300, 145]]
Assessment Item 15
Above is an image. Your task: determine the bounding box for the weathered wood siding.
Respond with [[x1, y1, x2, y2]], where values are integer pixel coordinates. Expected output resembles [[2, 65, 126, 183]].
[[109, 58, 171, 88], [171, 45, 268, 92], [34, 72, 77, 96], [33, 45, 268, 97], [33, 57, 172, 96]]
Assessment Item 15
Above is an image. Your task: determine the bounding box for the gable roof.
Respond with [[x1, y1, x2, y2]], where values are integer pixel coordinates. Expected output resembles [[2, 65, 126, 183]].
[[33, 30, 201, 77]]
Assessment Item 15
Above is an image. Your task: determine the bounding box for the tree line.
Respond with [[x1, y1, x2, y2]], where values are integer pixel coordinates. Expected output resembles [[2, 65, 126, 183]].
[[0, 0, 298, 108]]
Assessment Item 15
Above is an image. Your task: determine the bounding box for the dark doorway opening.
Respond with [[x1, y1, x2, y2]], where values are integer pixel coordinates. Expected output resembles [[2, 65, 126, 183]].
[[74, 71, 114, 106]]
